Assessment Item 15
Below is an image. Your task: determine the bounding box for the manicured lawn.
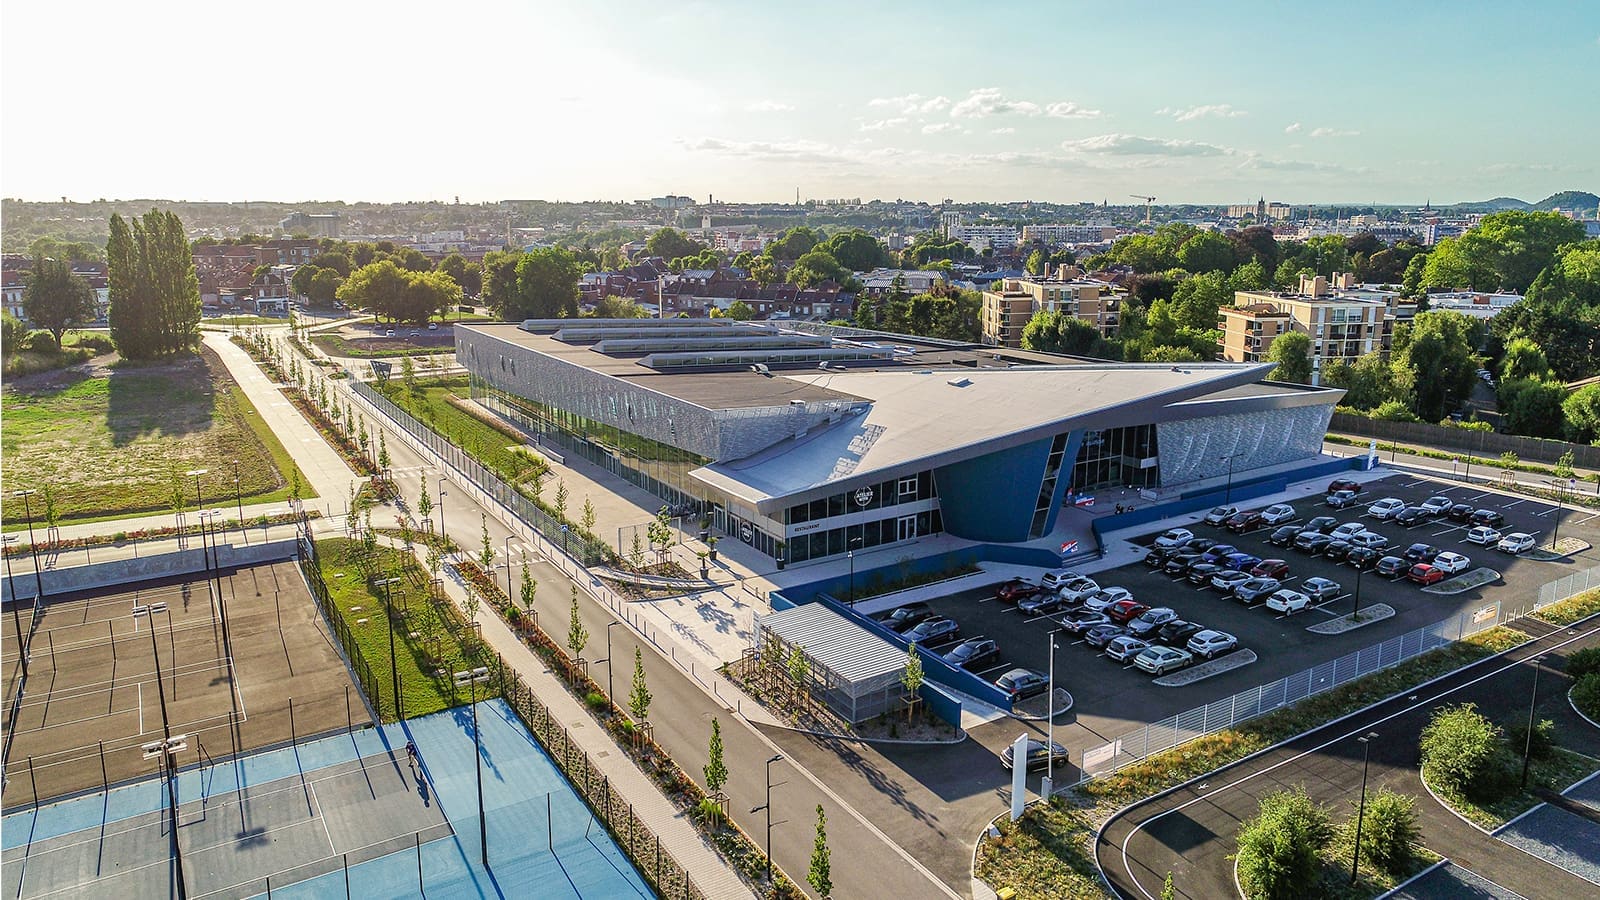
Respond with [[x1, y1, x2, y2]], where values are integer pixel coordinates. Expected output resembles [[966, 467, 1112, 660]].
[[1, 347, 313, 526], [205, 315, 287, 327], [975, 800, 1105, 900], [315, 537, 496, 722], [375, 376, 548, 485]]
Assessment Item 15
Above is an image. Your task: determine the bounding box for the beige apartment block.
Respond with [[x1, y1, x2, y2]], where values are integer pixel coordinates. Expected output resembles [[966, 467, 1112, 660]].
[[1216, 273, 1387, 383], [980, 276, 1119, 347]]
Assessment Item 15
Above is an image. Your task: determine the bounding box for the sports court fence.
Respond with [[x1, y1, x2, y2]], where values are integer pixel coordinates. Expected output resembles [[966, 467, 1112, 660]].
[[298, 539, 382, 718]]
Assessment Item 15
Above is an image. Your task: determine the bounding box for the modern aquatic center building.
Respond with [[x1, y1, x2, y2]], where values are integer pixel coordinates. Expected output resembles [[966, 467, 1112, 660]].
[[456, 319, 1343, 566]]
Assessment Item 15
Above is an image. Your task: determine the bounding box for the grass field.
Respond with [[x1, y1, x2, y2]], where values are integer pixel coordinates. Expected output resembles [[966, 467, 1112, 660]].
[[315, 536, 498, 722], [1, 346, 313, 526], [375, 376, 548, 485], [311, 332, 455, 359]]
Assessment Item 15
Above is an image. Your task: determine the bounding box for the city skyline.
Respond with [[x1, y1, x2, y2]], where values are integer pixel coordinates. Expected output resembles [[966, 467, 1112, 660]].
[[3, 1, 1596, 206]]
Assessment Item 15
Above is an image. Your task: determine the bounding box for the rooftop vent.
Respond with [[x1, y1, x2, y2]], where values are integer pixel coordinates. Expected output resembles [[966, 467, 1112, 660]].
[[946, 376, 972, 388]]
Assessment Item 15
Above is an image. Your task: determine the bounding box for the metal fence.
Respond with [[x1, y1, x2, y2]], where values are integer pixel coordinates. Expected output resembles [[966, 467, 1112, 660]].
[[297, 539, 382, 717], [1080, 564, 1600, 782], [348, 379, 615, 566], [1330, 412, 1600, 469]]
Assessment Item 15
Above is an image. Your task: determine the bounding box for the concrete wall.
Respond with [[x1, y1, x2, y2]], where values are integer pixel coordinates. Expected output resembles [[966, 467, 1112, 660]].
[[1, 538, 300, 604]]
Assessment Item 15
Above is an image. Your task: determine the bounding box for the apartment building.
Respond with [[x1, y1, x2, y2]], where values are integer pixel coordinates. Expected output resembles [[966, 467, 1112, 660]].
[[980, 274, 1118, 347], [1217, 273, 1387, 384], [1020, 224, 1117, 245], [948, 224, 1019, 252]]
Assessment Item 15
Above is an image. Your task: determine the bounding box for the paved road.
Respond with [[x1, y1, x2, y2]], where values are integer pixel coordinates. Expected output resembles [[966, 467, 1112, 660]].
[[1098, 615, 1600, 900]]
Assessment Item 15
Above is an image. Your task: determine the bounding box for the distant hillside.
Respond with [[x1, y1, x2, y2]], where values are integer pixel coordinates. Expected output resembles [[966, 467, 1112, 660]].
[[1531, 190, 1599, 212], [1450, 196, 1531, 213]]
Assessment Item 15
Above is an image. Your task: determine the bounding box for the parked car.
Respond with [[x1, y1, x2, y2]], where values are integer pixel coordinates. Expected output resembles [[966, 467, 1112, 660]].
[[1330, 522, 1368, 541], [407, 330, 420, 339], [1395, 506, 1432, 527], [903, 617, 959, 644], [1040, 568, 1085, 590], [1326, 490, 1361, 509], [996, 579, 1043, 604], [943, 638, 1000, 671], [1465, 526, 1502, 546], [1203, 505, 1239, 526], [1302, 515, 1339, 534], [1105, 635, 1151, 662], [1234, 577, 1282, 604], [1127, 607, 1179, 637], [877, 602, 932, 632], [1018, 592, 1066, 615], [1144, 548, 1173, 567], [1433, 551, 1471, 574], [1445, 503, 1477, 523], [1294, 532, 1335, 554], [384, 329, 396, 337], [1134, 645, 1194, 676], [1198, 544, 1239, 565], [1347, 531, 1390, 551], [1265, 589, 1313, 615], [1154, 528, 1194, 549], [1081, 587, 1134, 612], [1323, 540, 1354, 562], [1183, 537, 1219, 554], [1497, 532, 1536, 554], [1106, 600, 1151, 624], [1156, 619, 1204, 646], [1000, 737, 1068, 771], [1269, 524, 1303, 547], [1186, 563, 1222, 585], [1057, 577, 1102, 604], [1209, 570, 1251, 592], [427, 322, 439, 331], [1221, 552, 1262, 572], [1402, 543, 1441, 564], [1345, 546, 1382, 570], [1164, 553, 1204, 576], [1420, 496, 1454, 516], [1328, 478, 1361, 494], [1187, 629, 1238, 659], [1059, 610, 1112, 634], [1084, 623, 1126, 648], [1249, 558, 1290, 578], [1259, 503, 1297, 525], [1470, 509, 1506, 527], [1367, 498, 1407, 520], [1407, 564, 1445, 586], [1375, 555, 1409, 577], [1301, 576, 1342, 602], [1225, 510, 1266, 533], [994, 668, 1050, 700]]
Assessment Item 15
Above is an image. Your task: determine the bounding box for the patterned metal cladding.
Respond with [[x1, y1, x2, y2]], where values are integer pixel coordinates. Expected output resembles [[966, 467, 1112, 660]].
[[1156, 403, 1333, 485]]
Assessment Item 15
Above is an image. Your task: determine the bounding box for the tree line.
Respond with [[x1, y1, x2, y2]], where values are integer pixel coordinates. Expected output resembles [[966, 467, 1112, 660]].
[[107, 210, 202, 360]]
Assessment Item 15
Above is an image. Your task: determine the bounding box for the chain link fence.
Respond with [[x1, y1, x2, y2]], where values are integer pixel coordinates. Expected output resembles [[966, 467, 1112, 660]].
[[1532, 565, 1600, 614]]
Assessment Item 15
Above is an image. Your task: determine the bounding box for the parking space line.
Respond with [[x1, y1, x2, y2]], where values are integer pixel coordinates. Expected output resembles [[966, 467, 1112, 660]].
[[1433, 525, 1464, 537], [1577, 512, 1600, 526], [973, 663, 1010, 678], [1503, 498, 1527, 508], [1467, 491, 1490, 501], [1532, 508, 1555, 518]]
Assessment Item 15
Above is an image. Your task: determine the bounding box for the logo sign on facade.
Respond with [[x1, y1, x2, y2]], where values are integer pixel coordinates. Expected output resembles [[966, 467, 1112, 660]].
[[741, 525, 753, 543], [854, 486, 875, 508]]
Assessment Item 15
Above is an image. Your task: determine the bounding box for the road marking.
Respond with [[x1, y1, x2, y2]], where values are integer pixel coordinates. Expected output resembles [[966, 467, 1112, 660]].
[[1433, 525, 1465, 537], [1576, 512, 1600, 526], [1503, 499, 1527, 509], [974, 663, 1010, 678], [137, 682, 144, 734], [1467, 491, 1491, 501]]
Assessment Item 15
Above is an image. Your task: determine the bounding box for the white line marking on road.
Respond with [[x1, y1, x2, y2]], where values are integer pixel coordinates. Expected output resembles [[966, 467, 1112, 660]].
[[1503, 499, 1527, 509], [138, 682, 144, 734]]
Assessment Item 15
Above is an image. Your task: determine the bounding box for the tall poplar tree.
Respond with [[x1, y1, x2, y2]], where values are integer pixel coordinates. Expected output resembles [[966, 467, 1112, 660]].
[[107, 209, 201, 359]]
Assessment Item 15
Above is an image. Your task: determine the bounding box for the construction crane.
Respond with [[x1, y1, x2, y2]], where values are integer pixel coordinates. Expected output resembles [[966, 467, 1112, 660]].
[[1129, 194, 1156, 225]]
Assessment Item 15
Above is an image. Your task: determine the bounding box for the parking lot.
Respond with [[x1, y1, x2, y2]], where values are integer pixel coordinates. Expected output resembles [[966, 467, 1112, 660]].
[[882, 470, 1598, 769]]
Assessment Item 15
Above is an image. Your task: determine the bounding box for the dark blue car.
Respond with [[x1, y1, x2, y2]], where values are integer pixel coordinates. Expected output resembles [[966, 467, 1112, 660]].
[[1221, 552, 1262, 572]]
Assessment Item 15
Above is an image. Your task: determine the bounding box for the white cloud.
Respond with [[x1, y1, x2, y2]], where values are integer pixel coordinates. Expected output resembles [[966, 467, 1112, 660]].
[[922, 122, 961, 134], [744, 99, 793, 112], [867, 93, 950, 115], [951, 87, 1040, 118], [1157, 104, 1247, 122], [1284, 122, 1302, 134], [1044, 101, 1102, 119], [1310, 127, 1360, 138], [1061, 133, 1235, 157], [990, 127, 1016, 135], [858, 117, 908, 132]]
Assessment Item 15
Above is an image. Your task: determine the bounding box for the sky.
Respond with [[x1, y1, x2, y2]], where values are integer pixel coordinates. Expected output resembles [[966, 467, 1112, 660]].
[[3, 1, 1597, 206]]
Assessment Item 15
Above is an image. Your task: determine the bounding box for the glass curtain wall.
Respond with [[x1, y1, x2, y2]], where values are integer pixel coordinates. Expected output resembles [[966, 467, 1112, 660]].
[[1068, 424, 1159, 492]]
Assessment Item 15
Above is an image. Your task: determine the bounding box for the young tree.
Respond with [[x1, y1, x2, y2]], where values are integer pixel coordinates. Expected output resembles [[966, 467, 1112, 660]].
[[377, 431, 390, 473], [23, 256, 96, 345], [629, 646, 652, 722], [901, 642, 924, 721], [581, 497, 597, 532], [566, 586, 589, 662], [519, 561, 536, 610], [647, 505, 675, 565], [479, 514, 495, 569], [554, 479, 569, 522], [41, 483, 59, 532], [401, 354, 417, 391], [290, 467, 303, 505], [1420, 703, 1506, 798], [704, 717, 728, 795], [808, 804, 832, 898], [417, 473, 433, 522], [1235, 787, 1332, 900]]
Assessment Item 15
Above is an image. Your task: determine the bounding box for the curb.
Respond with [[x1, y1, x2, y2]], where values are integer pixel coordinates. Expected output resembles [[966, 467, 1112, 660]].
[[1374, 857, 1450, 899], [1569, 684, 1600, 732]]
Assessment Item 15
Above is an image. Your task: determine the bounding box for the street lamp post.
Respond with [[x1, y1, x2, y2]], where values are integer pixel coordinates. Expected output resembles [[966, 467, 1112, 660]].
[[13, 490, 44, 600], [186, 469, 209, 568], [373, 576, 403, 720], [1546, 479, 1571, 551], [1352, 566, 1366, 619], [438, 477, 448, 530], [750, 754, 784, 887], [601, 621, 621, 701], [1522, 655, 1548, 790], [504, 537, 516, 600], [232, 460, 244, 524], [1045, 627, 1063, 797], [847, 536, 863, 605], [3, 536, 23, 680], [1218, 454, 1239, 504], [1350, 731, 1378, 884], [453, 666, 492, 868]]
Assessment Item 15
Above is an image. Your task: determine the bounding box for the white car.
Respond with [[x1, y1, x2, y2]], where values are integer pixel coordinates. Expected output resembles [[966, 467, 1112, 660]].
[[1259, 504, 1298, 526], [1497, 533, 1536, 554], [1465, 526, 1502, 546], [1433, 551, 1471, 574], [1154, 528, 1194, 550], [1134, 645, 1194, 676], [1040, 568, 1084, 590], [1081, 586, 1133, 611], [1329, 522, 1367, 542], [1265, 589, 1312, 615], [1057, 577, 1102, 603], [1187, 629, 1238, 659], [1367, 498, 1407, 520]]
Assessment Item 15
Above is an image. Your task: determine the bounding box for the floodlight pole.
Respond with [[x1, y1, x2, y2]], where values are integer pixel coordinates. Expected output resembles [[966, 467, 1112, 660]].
[[1045, 627, 1063, 797], [749, 754, 783, 886], [454, 667, 491, 868], [374, 576, 403, 720], [1522, 656, 1547, 789], [14, 490, 44, 600], [4, 537, 24, 680], [1350, 731, 1378, 884]]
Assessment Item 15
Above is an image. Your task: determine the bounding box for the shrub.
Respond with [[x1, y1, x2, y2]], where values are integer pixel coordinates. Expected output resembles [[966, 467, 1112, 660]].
[[1505, 718, 1556, 761], [1567, 646, 1600, 680], [585, 691, 608, 709], [1573, 673, 1600, 722], [1347, 788, 1420, 876], [1420, 703, 1507, 799], [1235, 787, 1331, 900], [24, 329, 59, 353], [68, 331, 115, 353]]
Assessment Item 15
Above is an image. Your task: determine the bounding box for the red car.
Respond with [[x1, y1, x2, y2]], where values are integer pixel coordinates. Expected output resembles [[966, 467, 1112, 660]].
[[1225, 510, 1266, 533], [1328, 478, 1360, 494], [1250, 558, 1290, 578], [1407, 563, 1445, 586], [996, 579, 1043, 604], [1106, 599, 1151, 624]]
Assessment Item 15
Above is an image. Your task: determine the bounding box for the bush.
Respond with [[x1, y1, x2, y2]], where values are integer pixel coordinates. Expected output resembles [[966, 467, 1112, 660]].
[[1573, 673, 1600, 722], [68, 331, 115, 353], [1567, 647, 1600, 680], [24, 329, 59, 353], [1347, 788, 1420, 876], [1236, 787, 1331, 900], [1420, 703, 1508, 799], [1505, 718, 1556, 760]]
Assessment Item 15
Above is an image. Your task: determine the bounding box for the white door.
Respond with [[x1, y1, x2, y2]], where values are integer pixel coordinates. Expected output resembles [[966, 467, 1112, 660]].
[[897, 515, 917, 542]]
